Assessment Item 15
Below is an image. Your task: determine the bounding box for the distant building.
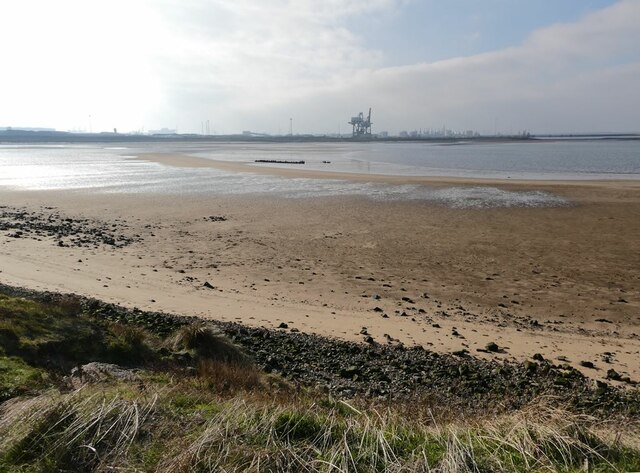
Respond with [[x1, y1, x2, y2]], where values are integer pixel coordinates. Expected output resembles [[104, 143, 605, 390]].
[[4, 127, 56, 132], [149, 128, 176, 135]]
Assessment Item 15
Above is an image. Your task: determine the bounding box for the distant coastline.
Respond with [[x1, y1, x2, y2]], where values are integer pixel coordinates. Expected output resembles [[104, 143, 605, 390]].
[[2, 128, 639, 144]]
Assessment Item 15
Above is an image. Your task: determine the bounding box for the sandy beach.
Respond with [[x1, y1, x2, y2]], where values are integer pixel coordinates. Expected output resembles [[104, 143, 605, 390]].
[[1, 153, 639, 382]]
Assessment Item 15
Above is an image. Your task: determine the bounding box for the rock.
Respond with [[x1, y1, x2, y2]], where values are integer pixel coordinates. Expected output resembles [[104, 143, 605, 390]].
[[401, 297, 414, 304], [595, 380, 609, 390], [171, 351, 193, 363], [203, 281, 215, 289], [532, 353, 545, 362], [372, 307, 383, 312], [452, 349, 469, 357], [340, 366, 360, 379], [579, 360, 596, 369], [278, 322, 288, 329], [69, 362, 140, 388], [606, 368, 622, 381], [485, 342, 500, 353], [364, 335, 375, 344]]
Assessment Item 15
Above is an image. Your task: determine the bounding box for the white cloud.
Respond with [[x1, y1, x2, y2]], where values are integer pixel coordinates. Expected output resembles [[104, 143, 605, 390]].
[[0, 0, 639, 134], [258, 0, 640, 134]]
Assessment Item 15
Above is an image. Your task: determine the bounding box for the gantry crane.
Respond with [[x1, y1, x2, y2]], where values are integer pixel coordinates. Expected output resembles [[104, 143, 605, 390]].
[[348, 108, 372, 137]]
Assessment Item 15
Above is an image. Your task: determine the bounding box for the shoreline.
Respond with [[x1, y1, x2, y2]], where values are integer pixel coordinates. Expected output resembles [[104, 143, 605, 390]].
[[1, 281, 638, 403], [1, 186, 639, 382]]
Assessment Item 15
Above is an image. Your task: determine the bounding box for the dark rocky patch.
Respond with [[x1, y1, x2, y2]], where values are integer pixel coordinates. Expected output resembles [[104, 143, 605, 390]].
[[205, 215, 227, 222], [0, 207, 141, 248], [1, 283, 640, 416]]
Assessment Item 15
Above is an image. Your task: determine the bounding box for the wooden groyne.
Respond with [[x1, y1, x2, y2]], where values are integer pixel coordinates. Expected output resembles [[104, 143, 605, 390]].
[[254, 159, 305, 164]]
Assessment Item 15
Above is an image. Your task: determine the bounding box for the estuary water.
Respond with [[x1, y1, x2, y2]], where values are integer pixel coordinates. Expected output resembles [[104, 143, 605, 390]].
[[0, 140, 638, 208]]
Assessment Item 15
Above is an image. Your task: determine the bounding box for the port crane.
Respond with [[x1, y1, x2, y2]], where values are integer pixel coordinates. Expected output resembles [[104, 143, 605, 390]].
[[349, 108, 372, 137]]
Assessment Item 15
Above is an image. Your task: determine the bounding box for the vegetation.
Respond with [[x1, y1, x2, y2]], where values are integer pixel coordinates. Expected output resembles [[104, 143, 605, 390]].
[[1, 291, 640, 472]]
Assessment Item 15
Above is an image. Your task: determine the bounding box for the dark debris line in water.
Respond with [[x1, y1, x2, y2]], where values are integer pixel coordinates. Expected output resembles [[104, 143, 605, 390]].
[[1, 283, 638, 417]]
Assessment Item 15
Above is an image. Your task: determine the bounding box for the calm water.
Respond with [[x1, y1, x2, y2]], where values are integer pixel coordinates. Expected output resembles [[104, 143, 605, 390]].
[[0, 140, 638, 208]]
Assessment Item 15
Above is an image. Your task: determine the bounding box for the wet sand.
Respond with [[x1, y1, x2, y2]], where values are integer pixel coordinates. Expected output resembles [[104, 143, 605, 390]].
[[1, 153, 639, 382], [134, 152, 640, 190]]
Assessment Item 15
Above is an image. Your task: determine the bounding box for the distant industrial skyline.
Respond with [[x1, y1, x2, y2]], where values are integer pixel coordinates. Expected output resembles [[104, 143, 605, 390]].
[[1, 1, 639, 135]]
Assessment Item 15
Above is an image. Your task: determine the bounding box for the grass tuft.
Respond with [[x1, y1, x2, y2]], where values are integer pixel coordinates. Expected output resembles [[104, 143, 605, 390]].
[[170, 323, 250, 365]]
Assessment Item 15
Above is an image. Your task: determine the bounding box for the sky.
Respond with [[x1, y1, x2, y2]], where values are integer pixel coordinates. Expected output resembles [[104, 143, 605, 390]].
[[1, 0, 639, 135]]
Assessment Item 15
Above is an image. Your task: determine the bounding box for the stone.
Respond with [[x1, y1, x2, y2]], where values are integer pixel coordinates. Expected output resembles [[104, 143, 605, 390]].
[[69, 362, 140, 388], [340, 366, 360, 379], [452, 349, 469, 357], [606, 368, 622, 381]]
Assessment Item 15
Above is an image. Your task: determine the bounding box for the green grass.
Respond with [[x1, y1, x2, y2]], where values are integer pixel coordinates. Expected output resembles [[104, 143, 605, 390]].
[[0, 293, 126, 368], [0, 293, 247, 376], [0, 356, 47, 402]]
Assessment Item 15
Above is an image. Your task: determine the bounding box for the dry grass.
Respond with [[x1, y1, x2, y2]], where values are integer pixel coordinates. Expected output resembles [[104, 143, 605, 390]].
[[155, 397, 640, 472], [0, 388, 157, 471], [195, 359, 264, 393], [2, 385, 637, 472], [170, 323, 251, 365]]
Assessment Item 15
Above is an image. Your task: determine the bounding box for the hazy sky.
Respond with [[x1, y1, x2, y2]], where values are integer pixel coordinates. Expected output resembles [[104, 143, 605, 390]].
[[1, 0, 639, 134]]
